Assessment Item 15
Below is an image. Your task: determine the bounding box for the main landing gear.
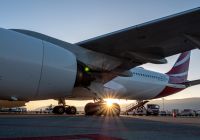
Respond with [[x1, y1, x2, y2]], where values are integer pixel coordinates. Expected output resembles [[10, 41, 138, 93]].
[[84, 98, 120, 116], [53, 98, 77, 115]]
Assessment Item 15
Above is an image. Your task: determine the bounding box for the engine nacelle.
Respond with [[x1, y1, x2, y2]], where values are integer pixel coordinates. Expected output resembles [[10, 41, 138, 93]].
[[0, 28, 77, 100]]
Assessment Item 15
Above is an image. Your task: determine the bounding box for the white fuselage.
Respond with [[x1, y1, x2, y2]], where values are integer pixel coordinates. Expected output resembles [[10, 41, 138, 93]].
[[104, 67, 170, 100]]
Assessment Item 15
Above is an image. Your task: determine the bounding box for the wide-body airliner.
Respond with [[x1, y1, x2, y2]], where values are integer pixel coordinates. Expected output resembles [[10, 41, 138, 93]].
[[0, 8, 200, 116]]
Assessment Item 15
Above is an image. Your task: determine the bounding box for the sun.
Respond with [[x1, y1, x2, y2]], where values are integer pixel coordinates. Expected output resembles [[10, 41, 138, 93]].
[[105, 98, 118, 107], [106, 100, 113, 107]]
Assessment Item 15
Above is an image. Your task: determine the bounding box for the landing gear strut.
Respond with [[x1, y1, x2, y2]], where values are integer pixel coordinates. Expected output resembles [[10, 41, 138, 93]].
[[84, 98, 120, 116], [53, 98, 77, 115]]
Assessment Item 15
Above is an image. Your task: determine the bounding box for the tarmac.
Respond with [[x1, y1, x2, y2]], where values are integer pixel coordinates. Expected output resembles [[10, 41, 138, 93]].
[[0, 114, 199, 140]]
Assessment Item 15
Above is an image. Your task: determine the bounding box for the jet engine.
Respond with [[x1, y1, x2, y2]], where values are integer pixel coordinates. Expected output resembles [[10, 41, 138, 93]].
[[0, 28, 77, 101]]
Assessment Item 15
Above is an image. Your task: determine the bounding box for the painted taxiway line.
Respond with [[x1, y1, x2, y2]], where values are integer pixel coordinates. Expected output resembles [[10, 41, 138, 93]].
[[0, 134, 124, 140]]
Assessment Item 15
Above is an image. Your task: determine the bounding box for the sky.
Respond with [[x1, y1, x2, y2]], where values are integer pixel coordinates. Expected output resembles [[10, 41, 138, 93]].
[[0, 0, 200, 110]]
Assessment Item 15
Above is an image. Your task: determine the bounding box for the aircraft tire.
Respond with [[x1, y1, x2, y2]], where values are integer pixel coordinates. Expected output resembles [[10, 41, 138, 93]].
[[104, 103, 120, 117], [53, 106, 65, 115], [84, 102, 100, 116], [112, 103, 120, 116], [65, 106, 77, 115]]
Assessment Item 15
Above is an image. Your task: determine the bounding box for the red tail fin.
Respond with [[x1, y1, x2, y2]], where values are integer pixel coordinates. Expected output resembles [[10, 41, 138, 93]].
[[166, 51, 191, 84]]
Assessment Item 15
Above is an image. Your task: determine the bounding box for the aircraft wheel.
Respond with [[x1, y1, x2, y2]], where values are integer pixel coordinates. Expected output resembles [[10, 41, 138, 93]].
[[85, 102, 100, 116], [66, 106, 77, 115], [53, 106, 65, 115], [112, 103, 120, 116], [104, 103, 120, 117]]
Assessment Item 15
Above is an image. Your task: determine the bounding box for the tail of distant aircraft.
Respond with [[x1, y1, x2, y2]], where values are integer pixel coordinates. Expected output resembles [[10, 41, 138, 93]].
[[166, 51, 191, 84]]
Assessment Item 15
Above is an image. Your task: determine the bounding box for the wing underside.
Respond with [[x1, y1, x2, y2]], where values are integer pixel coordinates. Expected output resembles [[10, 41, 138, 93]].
[[77, 7, 200, 66], [11, 8, 200, 83]]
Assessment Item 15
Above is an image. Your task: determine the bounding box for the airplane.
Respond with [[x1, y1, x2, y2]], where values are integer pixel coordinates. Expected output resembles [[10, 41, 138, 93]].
[[1, 7, 200, 116]]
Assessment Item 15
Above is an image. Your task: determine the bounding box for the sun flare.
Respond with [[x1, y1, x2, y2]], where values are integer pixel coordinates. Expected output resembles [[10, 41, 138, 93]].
[[105, 98, 120, 108], [106, 100, 113, 107]]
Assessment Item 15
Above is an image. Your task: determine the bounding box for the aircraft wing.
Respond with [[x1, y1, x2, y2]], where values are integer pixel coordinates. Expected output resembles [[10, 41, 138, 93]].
[[77, 7, 200, 69], [11, 8, 200, 83]]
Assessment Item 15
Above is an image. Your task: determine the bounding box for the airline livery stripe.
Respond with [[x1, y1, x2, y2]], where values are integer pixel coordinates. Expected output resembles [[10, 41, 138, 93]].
[[169, 71, 188, 77], [174, 53, 190, 67], [177, 52, 188, 61], [169, 60, 190, 74]]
